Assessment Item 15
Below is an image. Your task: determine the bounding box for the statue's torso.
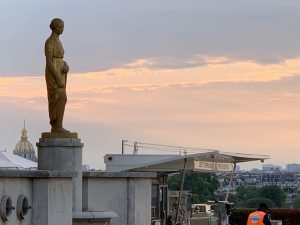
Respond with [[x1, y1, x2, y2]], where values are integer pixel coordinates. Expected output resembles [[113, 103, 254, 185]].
[[45, 35, 64, 58], [45, 35, 66, 88]]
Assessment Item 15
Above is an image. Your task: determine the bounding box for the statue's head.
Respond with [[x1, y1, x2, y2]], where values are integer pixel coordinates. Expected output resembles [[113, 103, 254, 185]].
[[50, 18, 64, 35]]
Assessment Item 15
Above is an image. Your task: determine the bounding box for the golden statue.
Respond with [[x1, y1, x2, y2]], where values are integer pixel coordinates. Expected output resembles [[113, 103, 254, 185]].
[[45, 18, 69, 133]]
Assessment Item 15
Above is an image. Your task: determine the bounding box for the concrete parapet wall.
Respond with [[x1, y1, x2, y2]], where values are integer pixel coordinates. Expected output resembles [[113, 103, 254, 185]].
[[0, 170, 74, 225], [32, 177, 73, 225], [82, 171, 156, 225], [0, 177, 32, 225]]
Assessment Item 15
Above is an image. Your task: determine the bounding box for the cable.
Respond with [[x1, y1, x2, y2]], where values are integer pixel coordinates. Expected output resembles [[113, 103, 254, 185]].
[[122, 140, 219, 154]]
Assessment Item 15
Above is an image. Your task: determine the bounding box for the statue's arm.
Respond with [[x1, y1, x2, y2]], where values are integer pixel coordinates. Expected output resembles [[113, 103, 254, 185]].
[[45, 40, 64, 88]]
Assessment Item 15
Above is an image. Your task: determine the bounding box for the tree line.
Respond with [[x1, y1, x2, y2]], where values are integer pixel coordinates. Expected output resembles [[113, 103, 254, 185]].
[[167, 172, 300, 209]]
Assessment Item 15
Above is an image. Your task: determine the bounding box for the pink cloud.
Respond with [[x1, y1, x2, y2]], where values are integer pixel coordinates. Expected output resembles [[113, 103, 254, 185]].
[[1, 56, 300, 168]]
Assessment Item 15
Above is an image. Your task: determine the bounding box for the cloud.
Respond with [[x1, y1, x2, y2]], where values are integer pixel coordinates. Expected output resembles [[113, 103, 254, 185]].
[[125, 55, 235, 70], [1, 56, 300, 168], [1, 1, 300, 76]]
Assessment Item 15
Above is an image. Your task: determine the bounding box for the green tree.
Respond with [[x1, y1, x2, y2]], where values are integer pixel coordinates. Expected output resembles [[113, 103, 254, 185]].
[[234, 186, 259, 205], [258, 185, 286, 208], [293, 195, 300, 209], [234, 185, 286, 208], [243, 197, 275, 208], [168, 172, 219, 203]]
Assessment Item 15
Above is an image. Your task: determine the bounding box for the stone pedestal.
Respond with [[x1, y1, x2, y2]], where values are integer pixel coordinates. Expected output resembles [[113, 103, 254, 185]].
[[37, 133, 83, 212]]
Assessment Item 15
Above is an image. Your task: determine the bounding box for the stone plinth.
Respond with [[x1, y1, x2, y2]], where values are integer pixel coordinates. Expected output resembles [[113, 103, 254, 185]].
[[37, 134, 84, 212], [41, 132, 78, 138]]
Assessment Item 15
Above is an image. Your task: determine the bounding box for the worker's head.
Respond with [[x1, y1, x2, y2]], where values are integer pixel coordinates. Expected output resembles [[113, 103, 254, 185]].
[[258, 202, 269, 212]]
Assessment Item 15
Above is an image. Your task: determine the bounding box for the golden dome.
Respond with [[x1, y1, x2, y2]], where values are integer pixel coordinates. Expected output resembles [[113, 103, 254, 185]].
[[13, 122, 36, 161]]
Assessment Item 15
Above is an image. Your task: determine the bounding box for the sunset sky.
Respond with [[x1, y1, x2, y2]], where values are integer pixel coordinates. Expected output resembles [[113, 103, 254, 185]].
[[1, 1, 300, 169]]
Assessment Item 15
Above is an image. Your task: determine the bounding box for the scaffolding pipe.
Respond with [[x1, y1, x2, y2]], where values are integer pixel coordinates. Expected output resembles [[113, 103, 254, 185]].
[[225, 162, 236, 202], [174, 158, 187, 225]]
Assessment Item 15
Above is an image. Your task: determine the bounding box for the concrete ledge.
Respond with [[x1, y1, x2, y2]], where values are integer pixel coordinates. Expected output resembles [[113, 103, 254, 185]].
[[37, 137, 84, 147], [83, 171, 157, 178], [0, 169, 76, 178], [73, 211, 117, 225], [73, 211, 118, 219]]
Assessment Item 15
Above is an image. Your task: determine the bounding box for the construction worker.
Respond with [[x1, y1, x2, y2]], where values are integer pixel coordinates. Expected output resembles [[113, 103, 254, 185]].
[[247, 203, 271, 225]]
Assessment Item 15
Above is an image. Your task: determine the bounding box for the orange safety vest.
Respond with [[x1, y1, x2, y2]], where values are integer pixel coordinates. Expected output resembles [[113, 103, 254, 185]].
[[247, 211, 266, 225]]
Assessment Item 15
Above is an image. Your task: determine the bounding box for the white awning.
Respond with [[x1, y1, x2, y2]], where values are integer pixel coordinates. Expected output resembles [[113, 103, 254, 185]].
[[105, 151, 270, 173], [0, 151, 37, 169]]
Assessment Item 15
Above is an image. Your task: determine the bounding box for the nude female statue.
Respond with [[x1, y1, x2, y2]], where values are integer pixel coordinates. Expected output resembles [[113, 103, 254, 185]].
[[45, 18, 69, 133]]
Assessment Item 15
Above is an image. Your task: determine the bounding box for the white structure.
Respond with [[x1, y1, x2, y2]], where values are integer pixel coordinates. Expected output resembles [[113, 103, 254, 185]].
[[0, 150, 37, 169], [105, 151, 270, 173]]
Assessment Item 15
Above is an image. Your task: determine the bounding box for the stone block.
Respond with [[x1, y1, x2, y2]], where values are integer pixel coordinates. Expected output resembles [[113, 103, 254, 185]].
[[0, 178, 32, 225], [32, 178, 72, 225], [37, 136, 83, 212], [83, 175, 152, 225]]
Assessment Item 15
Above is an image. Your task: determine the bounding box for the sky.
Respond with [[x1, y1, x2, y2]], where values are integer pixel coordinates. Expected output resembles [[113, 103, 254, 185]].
[[1, 0, 300, 170]]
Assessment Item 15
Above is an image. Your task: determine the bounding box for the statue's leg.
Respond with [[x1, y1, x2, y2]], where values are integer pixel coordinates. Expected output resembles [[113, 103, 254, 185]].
[[49, 97, 59, 133], [56, 88, 69, 132]]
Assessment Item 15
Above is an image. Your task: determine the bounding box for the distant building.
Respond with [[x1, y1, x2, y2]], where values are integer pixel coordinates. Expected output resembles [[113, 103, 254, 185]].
[[286, 163, 300, 172], [13, 122, 37, 162], [216, 167, 300, 206], [262, 164, 282, 171]]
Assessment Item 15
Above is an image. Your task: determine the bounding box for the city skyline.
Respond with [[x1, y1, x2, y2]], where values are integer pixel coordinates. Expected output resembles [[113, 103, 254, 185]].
[[1, 1, 300, 169]]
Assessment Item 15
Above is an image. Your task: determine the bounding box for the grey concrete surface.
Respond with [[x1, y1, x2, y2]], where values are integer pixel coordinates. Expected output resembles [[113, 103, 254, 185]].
[[0, 169, 75, 178], [82, 173, 153, 225], [0, 171, 75, 225], [83, 171, 156, 178], [0, 178, 32, 225], [128, 178, 152, 225], [73, 211, 117, 225], [32, 178, 72, 225]]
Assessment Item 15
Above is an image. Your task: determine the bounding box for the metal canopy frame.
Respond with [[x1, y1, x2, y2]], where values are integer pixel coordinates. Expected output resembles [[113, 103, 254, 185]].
[[126, 151, 270, 225], [128, 151, 270, 173]]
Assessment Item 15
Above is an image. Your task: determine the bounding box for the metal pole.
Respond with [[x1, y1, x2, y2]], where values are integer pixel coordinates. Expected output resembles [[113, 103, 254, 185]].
[[133, 141, 138, 154], [175, 158, 187, 225], [225, 163, 236, 202], [122, 140, 125, 154]]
